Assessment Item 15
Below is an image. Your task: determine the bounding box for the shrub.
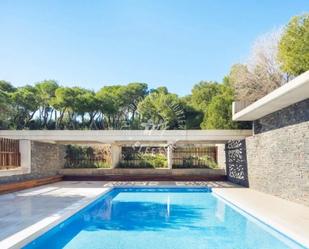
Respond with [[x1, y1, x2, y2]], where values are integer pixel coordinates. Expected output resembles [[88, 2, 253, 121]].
[[117, 153, 167, 168], [173, 155, 218, 169], [64, 144, 111, 168]]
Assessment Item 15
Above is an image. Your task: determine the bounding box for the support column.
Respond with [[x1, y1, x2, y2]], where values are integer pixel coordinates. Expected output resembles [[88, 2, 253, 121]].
[[111, 144, 121, 168], [19, 139, 31, 173], [216, 144, 226, 169], [167, 142, 174, 170]]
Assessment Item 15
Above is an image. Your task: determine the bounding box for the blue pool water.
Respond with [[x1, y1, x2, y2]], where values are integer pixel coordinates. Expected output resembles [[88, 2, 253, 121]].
[[24, 188, 305, 249]]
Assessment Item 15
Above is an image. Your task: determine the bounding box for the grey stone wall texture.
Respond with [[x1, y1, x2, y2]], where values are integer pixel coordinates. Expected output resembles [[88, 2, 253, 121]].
[[0, 141, 66, 184], [253, 98, 309, 134], [246, 120, 309, 206], [226, 99, 309, 206]]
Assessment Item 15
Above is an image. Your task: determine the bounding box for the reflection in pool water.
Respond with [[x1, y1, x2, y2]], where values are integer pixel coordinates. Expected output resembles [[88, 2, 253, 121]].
[[24, 188, 305, 249]]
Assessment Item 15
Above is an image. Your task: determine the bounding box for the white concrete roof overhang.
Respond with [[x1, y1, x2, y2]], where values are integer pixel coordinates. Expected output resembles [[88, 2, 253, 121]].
[[0, 130, 252, 144], [233, 70, 309, 121]]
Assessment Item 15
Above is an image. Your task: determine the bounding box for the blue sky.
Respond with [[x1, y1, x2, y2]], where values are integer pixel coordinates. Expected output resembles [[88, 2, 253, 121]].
[[0, 0, 308, 96]]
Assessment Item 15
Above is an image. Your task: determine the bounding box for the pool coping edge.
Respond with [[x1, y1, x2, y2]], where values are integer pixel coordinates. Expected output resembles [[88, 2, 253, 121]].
[[1, 185, 308, 249]]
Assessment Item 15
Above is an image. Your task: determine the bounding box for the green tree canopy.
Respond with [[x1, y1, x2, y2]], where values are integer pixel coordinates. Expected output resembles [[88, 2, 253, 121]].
[[52, 87, 79, 128], [0, 79, 249, 130], [185, 81, 235, 129], [188, 81, 221, 111], [119, 83, 148, 125], [96, 85, 126, 128], [201, 83, 238, 129], [278, 14, 309, 75], [35, 80, 59, 127], [10, 85, 40, 128], [95, 83, 149, 129], [0, 81, 16, 129], [137, 88, 185, 129], [0, 80, 16, 93]]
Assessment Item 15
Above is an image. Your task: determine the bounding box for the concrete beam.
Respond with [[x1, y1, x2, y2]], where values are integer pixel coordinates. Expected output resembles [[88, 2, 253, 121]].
[[0, 130, 252, 144]]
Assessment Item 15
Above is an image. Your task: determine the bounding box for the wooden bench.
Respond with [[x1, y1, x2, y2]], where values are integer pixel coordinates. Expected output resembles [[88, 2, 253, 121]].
[[0, 175, 63, 194]]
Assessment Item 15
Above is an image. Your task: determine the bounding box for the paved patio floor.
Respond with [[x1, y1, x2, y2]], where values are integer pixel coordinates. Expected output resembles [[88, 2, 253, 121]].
[[0, 181, 308, 248]]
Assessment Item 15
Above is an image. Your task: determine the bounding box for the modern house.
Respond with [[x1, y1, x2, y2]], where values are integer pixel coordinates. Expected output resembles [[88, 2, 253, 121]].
[[0, 71, 308, 249], [230, 70, 309, 206]]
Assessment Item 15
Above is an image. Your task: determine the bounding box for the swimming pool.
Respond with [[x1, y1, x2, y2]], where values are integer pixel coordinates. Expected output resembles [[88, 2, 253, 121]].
[[23, 187, 305, 249]]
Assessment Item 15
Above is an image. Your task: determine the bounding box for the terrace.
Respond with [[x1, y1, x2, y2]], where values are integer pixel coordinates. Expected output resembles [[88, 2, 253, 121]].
[[1, 1, 309, 247], [0, 71, 309, 248], [0, 73, 308, 249]]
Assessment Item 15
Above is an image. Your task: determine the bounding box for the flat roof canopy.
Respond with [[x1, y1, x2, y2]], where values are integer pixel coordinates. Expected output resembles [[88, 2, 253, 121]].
[[0, 130, 252, 144]]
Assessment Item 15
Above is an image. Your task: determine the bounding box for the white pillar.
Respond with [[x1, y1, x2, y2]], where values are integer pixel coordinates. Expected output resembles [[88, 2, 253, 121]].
[[216, 144, 225, 169], [111, 144, 121, 168], [167, 142, 174, 170], [19, 139, 31, 173]]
